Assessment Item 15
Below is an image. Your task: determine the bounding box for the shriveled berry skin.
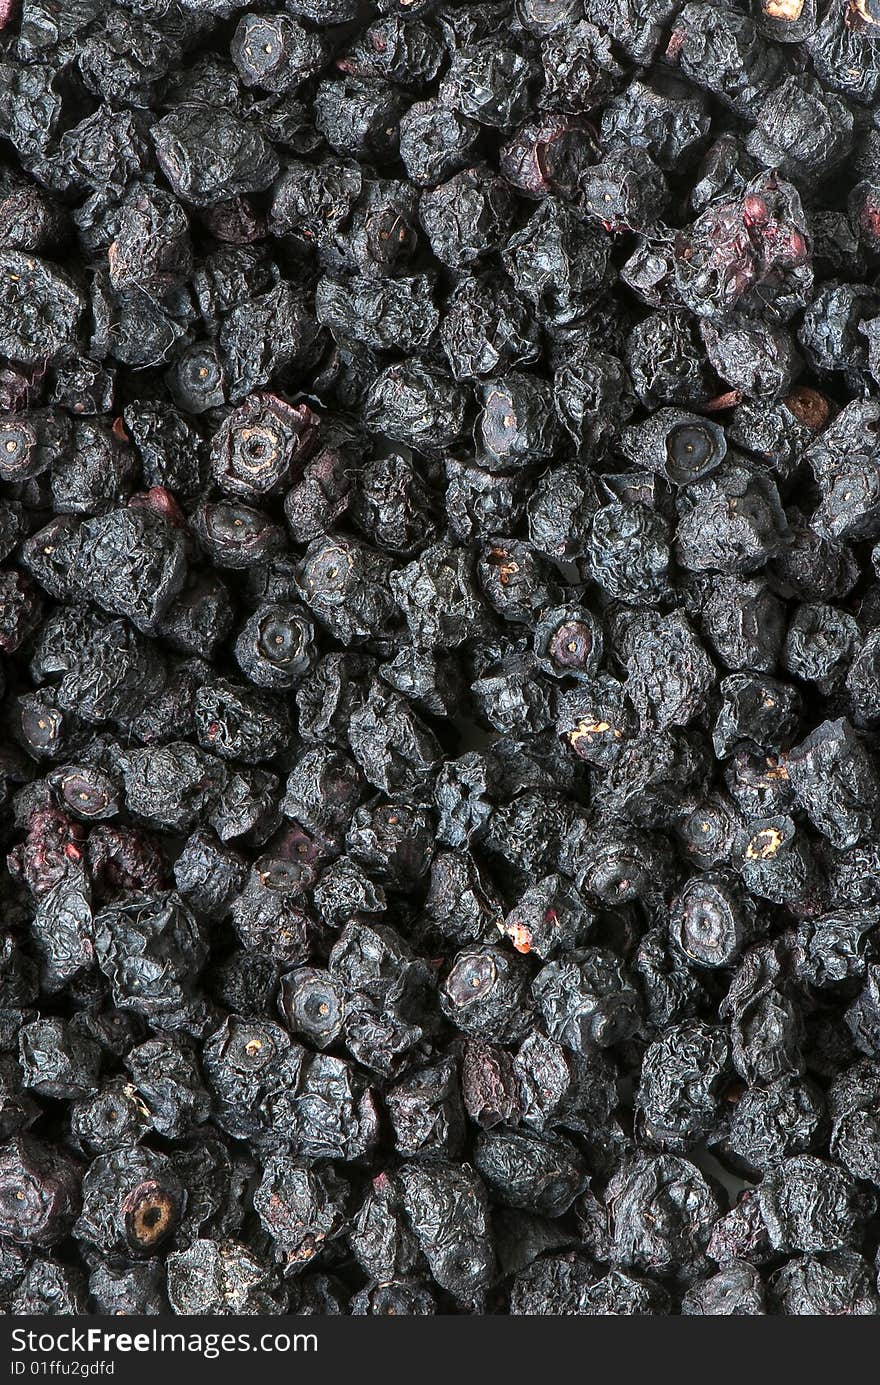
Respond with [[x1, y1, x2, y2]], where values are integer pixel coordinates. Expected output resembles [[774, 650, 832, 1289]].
[[0, 1136, 82, 1247], [89, 1258, 170, 1315], [532, 949, 642, 1053], [442, 946, 535, 1045], [19, 1016, 101, 1100], [93, 891, 209, 1030], [758, 1156, 869, 1255], [125, 1036, 211, 1139], [636, 1021, 731, 1151], [670, 871, 753, 970], [166, 1238, 286, 1315], [788, 718, 880, 850], [211, 394, 319, 500], [151, 106, 280, 207], [474, 1128, 588, 1215], [5, 0, 880, 1323], [398, 1161, 495, 1301], [12, 1259, 88, 1315], [235, 601, 316, 691], [682, 1261, 766, 1315], [718, 1076, 825, 1175], [254, 1155, 350, 1274], [75, 1147, 185, 1259], [608, 1153, 724, 1284], [70, 1077, 151, 1156]]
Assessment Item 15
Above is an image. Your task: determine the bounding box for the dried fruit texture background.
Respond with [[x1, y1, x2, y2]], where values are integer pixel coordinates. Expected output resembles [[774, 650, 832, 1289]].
[[1, 0, 880, 1318]]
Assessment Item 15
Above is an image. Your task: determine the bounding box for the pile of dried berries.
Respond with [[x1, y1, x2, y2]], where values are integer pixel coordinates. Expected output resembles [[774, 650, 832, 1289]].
[[4, 0, 880, 1318]]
